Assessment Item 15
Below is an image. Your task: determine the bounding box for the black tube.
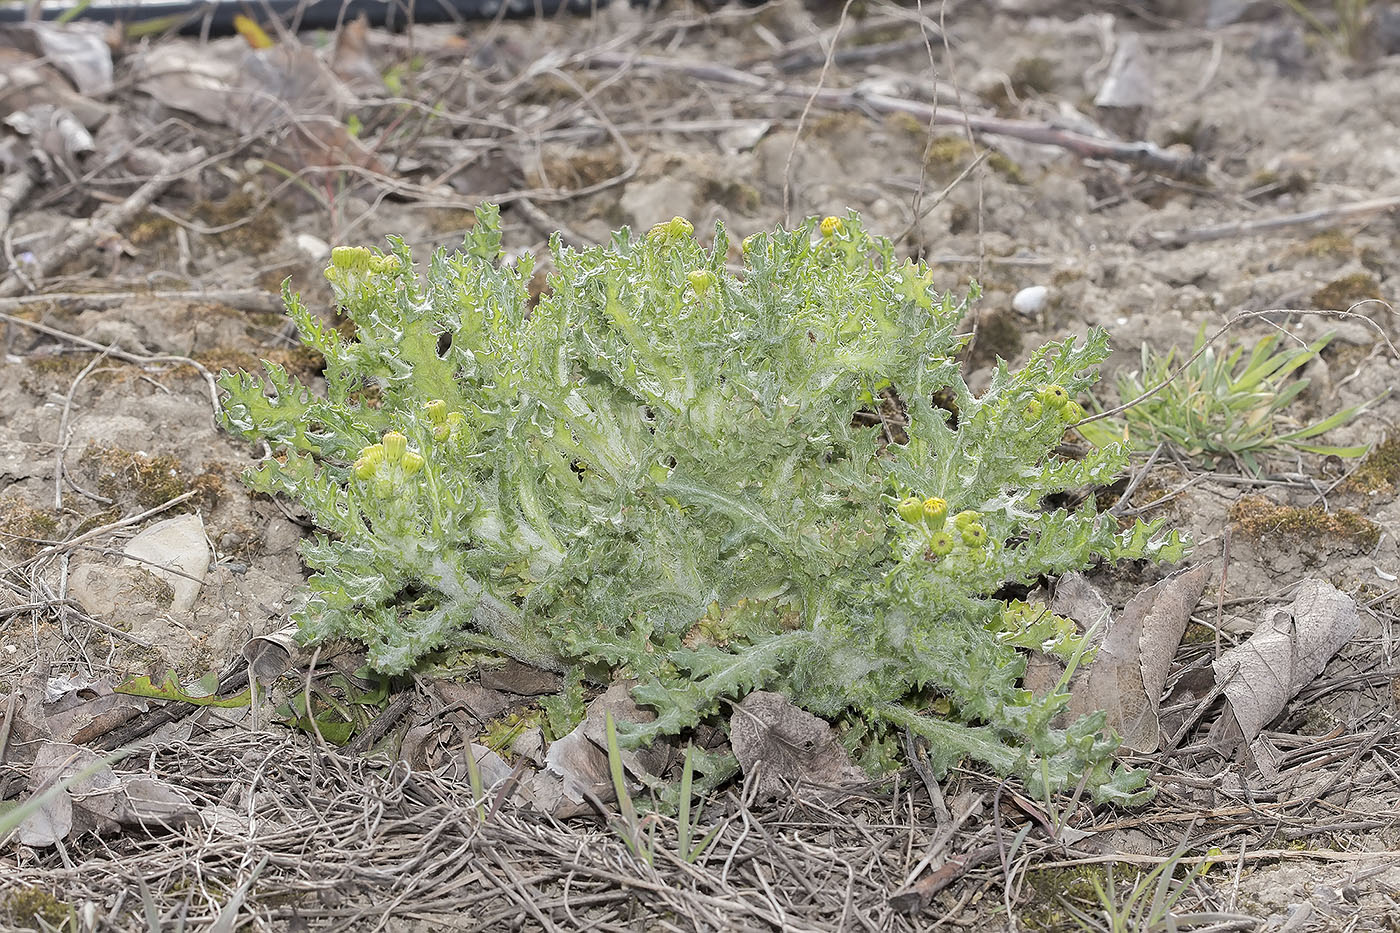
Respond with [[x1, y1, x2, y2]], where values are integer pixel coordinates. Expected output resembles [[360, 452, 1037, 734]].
[[0, 0, 608, 34]]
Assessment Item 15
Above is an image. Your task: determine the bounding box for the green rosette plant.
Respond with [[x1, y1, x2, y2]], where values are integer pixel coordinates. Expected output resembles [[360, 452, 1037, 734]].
[[218, 206, 1185, 802]]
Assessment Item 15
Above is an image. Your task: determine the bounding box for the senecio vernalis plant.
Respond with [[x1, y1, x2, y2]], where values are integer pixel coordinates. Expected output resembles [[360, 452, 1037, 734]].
[[219, 206, 1185, 803]]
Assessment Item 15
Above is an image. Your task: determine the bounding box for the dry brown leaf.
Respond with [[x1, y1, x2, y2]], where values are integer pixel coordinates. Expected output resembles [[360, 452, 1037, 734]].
[[729, 691, 865, 800], [19, 742, 198, 847], [1209, 578, 1361, 758], [1064, 563, 1212, 753]]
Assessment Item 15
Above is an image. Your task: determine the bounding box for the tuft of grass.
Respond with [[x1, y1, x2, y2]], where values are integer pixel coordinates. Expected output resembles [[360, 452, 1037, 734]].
[[1279, 0, 1375, 59], [1058, 845, 1246, 933], [1082, 326, 1381, 474]]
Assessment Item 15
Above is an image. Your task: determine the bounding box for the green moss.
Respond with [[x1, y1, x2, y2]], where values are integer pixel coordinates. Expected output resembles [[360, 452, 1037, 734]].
[[1020, 865, 1107, 932], [1010, 56, 1057, 96], [987, 152, 1027, 185], [923, 137, 974, 181], [922, 136, 1024, 184], [2, 887, 73, 931], [1181, 621, 1218, 646], [885, 111, 926, 138], [1286, 228, 1356, 261], [701, 179, 762, 215], [193, 189, 285, 254], [124, 211, 178, 249], [1229, 495, 1381, 550], [0, 498, 60, 562], [1310, 271, 1382, 310], [80, 445, 225, 511], [1247, 167, 1311, 197], [1341, 434, 1400, 495]]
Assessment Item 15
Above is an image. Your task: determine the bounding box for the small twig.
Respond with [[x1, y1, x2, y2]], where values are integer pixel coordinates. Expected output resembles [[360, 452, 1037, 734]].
[[18, 490, 198, 571], [0, 167, 35, 240], [1215, 529, 1231, 660], [0, 289, 282, 315], [0, 310, 222, 416], [53, 344, 119, 511], [1144, 194, 1400, 248], [1109, 444, 1164, 516], [781, 0, 855, 226], [587, 54, 1206, 179], [513, 197, 595, 247], [0, 147, 208, 298]]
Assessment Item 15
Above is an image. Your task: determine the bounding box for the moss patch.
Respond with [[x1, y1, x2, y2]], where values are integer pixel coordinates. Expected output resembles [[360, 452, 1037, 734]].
[[1310, 271, 1382, 310], [1285, 228, 1356, 262], [701, 178, 762, 215], [80, 446, 226, 512], [1340, 434, 1400, 495], [194, 188, 285, 254], [2, 887, 73, 931], [1229, 495, 1381, 551], [920, 136, 1025, 185], [535, 147, 625, 191], [1019, 864, 1107, 932], [0, 498, 61, 563]]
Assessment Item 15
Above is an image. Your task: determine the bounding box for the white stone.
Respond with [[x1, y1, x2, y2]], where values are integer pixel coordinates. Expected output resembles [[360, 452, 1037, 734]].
[[296, 233, 330, 261], [123, 513, 210, 613], [1012, 285, 1049, 316]]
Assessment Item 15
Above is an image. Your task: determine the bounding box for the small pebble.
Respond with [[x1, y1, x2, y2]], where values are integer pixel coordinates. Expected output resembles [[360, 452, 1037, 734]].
[[1012, 285, 1049, 316], [297, 234, 330, 261]]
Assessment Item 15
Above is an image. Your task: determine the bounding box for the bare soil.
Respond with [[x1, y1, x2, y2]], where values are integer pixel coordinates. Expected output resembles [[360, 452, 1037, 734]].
[[2, 1, 1399, 930]]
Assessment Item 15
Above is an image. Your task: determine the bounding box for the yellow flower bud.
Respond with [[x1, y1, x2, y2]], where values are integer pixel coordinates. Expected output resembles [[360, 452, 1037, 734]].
[[952, 510, 982, 530], [1061, 400, 1085, 423], [353, 457, 377, 481], [921, 497, 948, 529], [329, 246, 373, 271], [1023, 398, 1044, 421], [896, 496, 924, 524], [927, 530, 955, 558], [382, 431, 407, 463], [400, 450, 424, 477], [1037, 384, 1070, 409], [425, 400, 448, 423], [688, 269, 716, 296], [819, 216, 843, 238], [960, 522, 988, 548], [647, 216, 694, 244]]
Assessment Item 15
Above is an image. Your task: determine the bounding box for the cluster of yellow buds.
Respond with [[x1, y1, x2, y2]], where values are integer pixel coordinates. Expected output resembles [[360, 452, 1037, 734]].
[[424, 399, 467, 441], [895, 497, 993, 561], [1030, 384, 1086, 425], [896, 495, 950, 529], [646, 216, 694, 247], [353, 430, 423, 491], [819, 215, 843, 238], [325, 246, 401, 290]]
